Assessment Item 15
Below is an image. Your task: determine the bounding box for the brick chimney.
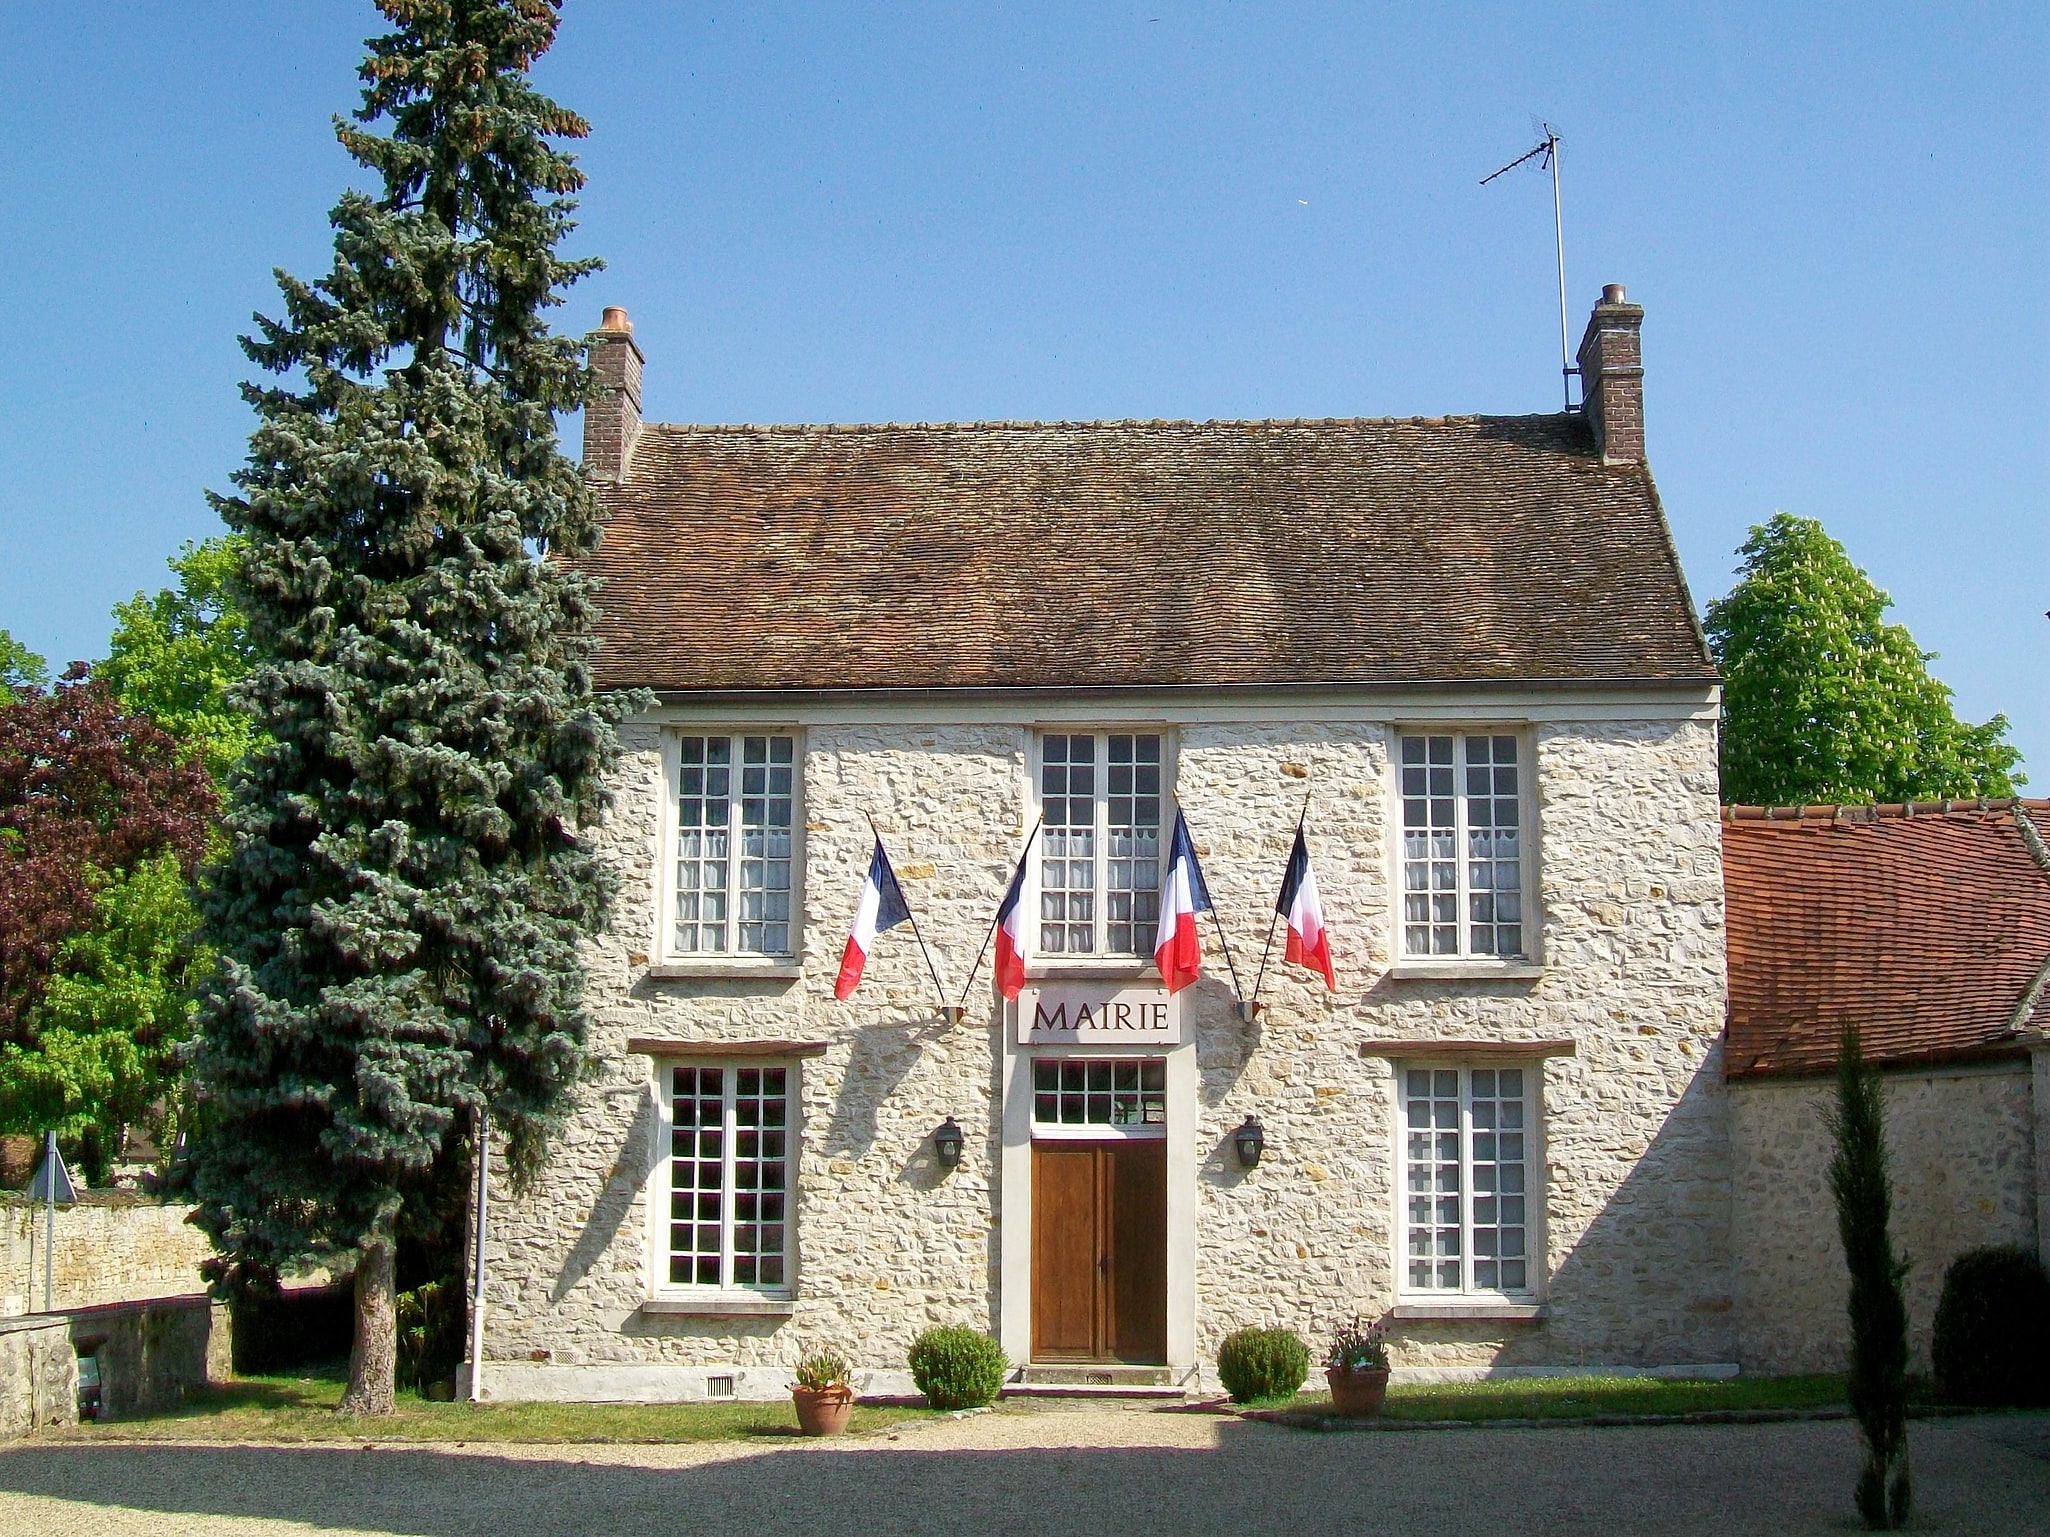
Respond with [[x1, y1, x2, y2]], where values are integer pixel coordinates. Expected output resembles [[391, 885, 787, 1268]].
[[1575, 283, 1645, 464], [583, 306, 643, 482]]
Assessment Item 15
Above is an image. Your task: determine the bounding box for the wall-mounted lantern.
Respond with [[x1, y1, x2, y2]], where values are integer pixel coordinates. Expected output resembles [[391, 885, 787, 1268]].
[[933, 1117, 965, 1170], [1232, 1116, 1265, 1169]]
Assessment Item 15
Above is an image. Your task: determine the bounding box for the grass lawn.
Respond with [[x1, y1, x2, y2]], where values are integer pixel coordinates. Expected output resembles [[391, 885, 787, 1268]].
[[1255, 1373, 1903, 1421], [52, 1367, 946, 1444]]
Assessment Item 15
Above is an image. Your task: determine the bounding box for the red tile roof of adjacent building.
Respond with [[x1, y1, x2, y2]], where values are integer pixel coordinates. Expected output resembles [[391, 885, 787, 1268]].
[[582, 414, 1714, 695], [1721, 799, 2050, 1079]]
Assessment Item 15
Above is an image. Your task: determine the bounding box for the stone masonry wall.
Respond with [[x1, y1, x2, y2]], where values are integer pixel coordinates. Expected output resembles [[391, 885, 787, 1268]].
[[1177, 716, 1731, 1373], [1, 1197, 213, 1318], [1730, 1065, 2039, 1375], [487, 707, 1730, 1391]]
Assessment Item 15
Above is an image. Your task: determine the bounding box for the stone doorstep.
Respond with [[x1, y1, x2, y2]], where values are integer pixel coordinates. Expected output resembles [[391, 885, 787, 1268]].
[[1004, 1383, 1189, 1401], [1008, 1364, 1189, 1399]]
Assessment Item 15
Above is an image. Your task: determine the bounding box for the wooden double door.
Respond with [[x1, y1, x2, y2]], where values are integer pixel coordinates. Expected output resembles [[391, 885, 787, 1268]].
[[1030, 1140, 1167, 1364]]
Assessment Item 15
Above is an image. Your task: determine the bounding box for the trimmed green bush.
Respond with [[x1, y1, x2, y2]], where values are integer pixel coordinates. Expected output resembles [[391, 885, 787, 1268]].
[[908, 1325, 1008, 1409], [1932, 1247, 2050, 1407], [1216, 1326, 1309, 1403]]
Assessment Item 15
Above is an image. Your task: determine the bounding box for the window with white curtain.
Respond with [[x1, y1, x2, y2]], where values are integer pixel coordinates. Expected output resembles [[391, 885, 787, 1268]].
[[1399, 732, 1528, 959], [1399, 1064, 1538, 1297]]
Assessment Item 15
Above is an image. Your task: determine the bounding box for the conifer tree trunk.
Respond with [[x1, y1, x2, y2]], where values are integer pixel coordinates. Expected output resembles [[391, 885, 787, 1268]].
[[340, 1235, 398, 1416], [1828, 1023, 1912, 1529]]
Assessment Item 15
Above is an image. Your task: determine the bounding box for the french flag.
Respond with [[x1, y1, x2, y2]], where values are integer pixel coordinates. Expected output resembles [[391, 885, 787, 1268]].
[[992, 846, 1030, 1000], [834, 840, 912, 1000], [1153, 810, 1213, 994], [1277, 826, 1335, 990]]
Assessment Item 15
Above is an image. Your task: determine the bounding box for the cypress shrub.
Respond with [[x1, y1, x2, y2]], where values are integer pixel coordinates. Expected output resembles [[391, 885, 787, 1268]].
[[907, 1325, 1008, 1409], [1216, 1326, 1309, 1403], [1932, 1247, 2050, 1407], [1827, 1022, 1912, 1530]]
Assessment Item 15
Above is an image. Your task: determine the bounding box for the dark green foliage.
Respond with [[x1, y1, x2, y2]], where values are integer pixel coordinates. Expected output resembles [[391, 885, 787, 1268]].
[[187, 0, 631, 1408], [906, 1325, 1008, 1410], [1827, 1023, 1912, 1529], [1931, 1247, 2050, 1407], [396, 1278, 465, 1392], [1706, 513, 2021, 806], [1217, 1325, 1310, 1403]]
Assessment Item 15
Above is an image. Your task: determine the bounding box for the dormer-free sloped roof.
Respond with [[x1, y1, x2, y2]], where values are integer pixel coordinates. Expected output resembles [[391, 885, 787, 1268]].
[[1722, 801, 2050, 1079], [583, 413, 1713, 694]]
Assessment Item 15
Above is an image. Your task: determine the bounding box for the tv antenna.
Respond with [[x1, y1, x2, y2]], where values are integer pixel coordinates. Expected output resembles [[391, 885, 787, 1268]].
[[1482, 123, 1575, 411]]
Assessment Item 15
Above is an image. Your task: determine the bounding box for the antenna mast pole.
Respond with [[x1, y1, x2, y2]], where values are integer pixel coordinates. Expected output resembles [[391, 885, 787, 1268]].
[[1546, 127, 1572, 410], [1482, 123, 1575, 411]]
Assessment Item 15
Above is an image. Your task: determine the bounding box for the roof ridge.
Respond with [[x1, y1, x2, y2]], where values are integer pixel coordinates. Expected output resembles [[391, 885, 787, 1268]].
[[1722, 797, 2050, 824], [637, 412, 1578, 436]]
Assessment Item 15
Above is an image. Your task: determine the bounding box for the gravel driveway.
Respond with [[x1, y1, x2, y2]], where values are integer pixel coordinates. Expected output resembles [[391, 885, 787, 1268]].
[[2, 1403, 2046, 1536]]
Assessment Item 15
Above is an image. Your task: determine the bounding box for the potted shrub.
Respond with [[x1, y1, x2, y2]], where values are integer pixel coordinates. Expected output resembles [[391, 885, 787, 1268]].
[[1324, 1314, 1391, 1418], [791, 1348, 857, 1436]]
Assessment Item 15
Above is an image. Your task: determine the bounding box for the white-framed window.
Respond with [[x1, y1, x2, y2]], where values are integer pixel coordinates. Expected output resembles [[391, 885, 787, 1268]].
[[1398, 1064, 1537, 1298], [670, 732, 797, 957], [1399, 732, 1528, 959], [1030, 1057, 1167, 1135], [658, 1061, 796, 1293], [1036, 731, 1165, 957]]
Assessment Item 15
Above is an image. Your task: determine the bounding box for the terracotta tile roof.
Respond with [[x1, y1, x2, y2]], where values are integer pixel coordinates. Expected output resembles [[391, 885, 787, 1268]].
[[583, 414, 1712, 694], [1722, 800, 2050, 1079]]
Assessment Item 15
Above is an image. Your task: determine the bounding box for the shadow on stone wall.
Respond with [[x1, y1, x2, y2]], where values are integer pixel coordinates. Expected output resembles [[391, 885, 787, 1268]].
[[1483, 1047, 1735, 1371], [1383, 1046, 1734, 1373], [822, 1016, 955, 1160], [551, 1090, 660, 1305]]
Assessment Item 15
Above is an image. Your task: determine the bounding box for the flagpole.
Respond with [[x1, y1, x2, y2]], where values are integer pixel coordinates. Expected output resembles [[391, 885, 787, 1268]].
[[1250, 790, 1313, 1013], [957, 817, 1043, 1011], [865, 814, 952, 1019], [1175, 800, 1249, 1004]]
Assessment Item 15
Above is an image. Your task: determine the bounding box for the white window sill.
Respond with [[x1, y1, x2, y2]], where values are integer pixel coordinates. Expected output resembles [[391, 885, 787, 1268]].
[[645, 960, 802, 981], [640, 1293, 796, 1318], [1387, 961, 1544, 982], [1389, 1300, 1546, 1323], [1026, 959, 1159, 982]]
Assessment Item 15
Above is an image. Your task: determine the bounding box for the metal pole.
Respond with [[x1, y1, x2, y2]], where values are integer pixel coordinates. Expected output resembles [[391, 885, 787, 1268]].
[[43, 1131, 56, 1314], [1250, 791, 1314, 1013], [468, 1109, 490, 1403], [864, 815, 951, 1017], [956, 818, 1043, 1010], [1549, 129, 1572, 410]]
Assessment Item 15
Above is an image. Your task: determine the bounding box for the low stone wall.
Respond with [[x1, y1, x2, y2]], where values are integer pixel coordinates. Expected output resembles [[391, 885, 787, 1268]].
[[0, 1316, 76, 1437], [1729, 1061, 2040, 1375], [70, 1295, 230, 1418], [1, 1193, 214, 1316]]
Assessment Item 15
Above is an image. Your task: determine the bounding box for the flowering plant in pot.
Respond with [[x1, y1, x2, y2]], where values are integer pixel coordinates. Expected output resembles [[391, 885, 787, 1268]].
[[1324, 1315, 1391, 1418], [791, 1349, 857, 1436]]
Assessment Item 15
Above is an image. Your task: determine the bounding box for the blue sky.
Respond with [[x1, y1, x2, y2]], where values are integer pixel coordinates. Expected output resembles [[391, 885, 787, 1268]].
[[2, 3, 2043, 774]]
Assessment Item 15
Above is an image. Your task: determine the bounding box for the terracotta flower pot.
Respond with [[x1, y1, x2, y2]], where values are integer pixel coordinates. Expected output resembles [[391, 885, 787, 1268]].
[[1326, 1365, 1390, 1419], [792, 1383, 856, 1436]]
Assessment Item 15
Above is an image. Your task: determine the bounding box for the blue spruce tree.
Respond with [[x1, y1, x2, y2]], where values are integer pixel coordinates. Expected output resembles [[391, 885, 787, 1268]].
[[191, 0, 630, 1415]]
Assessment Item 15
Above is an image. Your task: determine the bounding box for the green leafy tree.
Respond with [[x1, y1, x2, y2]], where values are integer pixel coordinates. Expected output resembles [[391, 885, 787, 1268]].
[[0, 674, 217, 1171], [101, 537, 259, 786], [1706, 513, 2021, 806], [6, 852, 213, 1180], [1828, 1023, 1912, 1528], [0, 631, 47, 701], [188, 0, 628, 1417]]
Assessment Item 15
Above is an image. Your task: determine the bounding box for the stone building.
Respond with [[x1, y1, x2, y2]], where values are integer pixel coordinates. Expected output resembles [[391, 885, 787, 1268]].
[[474, 286, 1817, 1401], [1723, 799, 2050, 1375]]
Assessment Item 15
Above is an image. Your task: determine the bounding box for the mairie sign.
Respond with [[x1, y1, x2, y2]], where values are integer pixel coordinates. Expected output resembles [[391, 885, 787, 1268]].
[[1017, 985, 1178, 1046]]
